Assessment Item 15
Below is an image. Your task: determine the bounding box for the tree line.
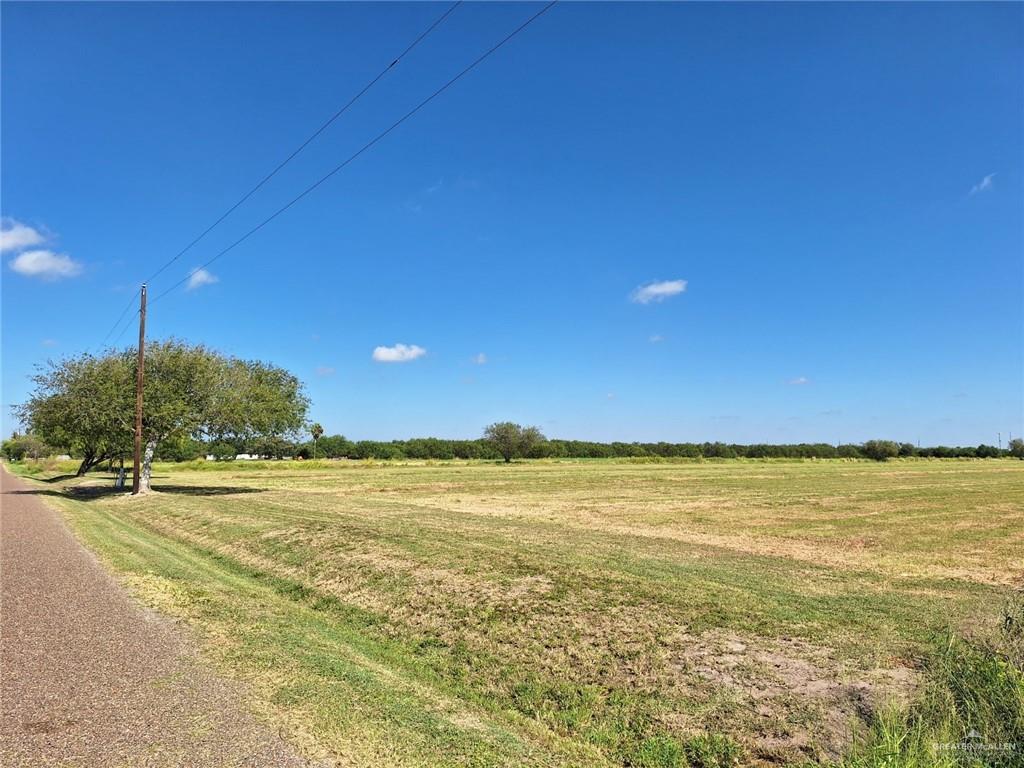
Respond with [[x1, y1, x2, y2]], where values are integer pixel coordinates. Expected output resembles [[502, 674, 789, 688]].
[[10, 430, 1018, 464], [6, 343, 1021, 474], [232, 435, 1021, 462]]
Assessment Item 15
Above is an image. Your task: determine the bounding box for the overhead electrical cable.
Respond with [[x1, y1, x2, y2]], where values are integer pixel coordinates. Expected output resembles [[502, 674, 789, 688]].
[[97, 1, 463, 351], [151, 0, 557, 305], [96, 292, 141, 351], [141, 0, 463, 286], [110, 309, 140, 348]]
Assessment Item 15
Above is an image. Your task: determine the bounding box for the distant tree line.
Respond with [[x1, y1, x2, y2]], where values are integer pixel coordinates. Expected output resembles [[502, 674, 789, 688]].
[[87, 434, 1023, 463], [7, 414, 1023, 466]]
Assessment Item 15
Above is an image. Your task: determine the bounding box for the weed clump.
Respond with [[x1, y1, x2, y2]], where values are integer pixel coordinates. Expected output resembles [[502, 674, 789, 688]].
[[844, 597, 1024, 768]]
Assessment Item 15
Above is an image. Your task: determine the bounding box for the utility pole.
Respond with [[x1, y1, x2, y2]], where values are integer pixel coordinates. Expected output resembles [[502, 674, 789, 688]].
[[131, 284, 147, 495]]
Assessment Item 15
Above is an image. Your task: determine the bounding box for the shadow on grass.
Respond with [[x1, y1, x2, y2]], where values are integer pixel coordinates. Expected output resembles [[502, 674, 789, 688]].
[[154, 485, 263, 496], [31, 474, 80, 484], [6, 484, 263, 501]]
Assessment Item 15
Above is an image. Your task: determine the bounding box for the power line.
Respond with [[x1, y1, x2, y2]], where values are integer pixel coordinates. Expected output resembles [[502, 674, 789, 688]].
[[96, 1, 462, 352], [152, 1, 557, 305], [142, 1, 462, 287], [97, 292, 141, 351], [110, 308, 141, 349]]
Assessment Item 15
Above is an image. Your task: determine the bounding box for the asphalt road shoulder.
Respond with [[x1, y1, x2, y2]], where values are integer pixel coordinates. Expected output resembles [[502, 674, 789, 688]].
[[0, 467, 314, 768]]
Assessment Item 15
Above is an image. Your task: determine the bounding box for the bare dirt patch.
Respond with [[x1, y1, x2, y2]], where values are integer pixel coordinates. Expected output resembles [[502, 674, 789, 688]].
[[670, 629, 920, 764]]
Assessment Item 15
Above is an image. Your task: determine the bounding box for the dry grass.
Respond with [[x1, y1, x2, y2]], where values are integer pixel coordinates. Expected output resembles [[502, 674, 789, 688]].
[[12, 458, 1022, 767]]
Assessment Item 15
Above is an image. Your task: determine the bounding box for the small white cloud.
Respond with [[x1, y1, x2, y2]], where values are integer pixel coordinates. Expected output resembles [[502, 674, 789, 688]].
[[969, 173, 995, 195], [473, 352, 487, 365], [2, 218, 82, 280], [372, 343, 426, 363], [186, 267, 218, 291], [630, 279, 687, 304], [606, 392, 616, 400], [315, 366, 336, 377], [9, 249, 82, 279], [649, 334, 665, 343], [1, 218, 46, 253], [788, 376, 810, 386], [41, 338, 58, 347]]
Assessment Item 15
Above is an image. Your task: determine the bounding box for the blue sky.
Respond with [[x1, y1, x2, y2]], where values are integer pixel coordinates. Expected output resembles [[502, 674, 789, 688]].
[[2, 2, 1021, 445]]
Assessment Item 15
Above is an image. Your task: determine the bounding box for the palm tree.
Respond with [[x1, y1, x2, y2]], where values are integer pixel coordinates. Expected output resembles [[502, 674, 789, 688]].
[[310, 423, 324, 459]]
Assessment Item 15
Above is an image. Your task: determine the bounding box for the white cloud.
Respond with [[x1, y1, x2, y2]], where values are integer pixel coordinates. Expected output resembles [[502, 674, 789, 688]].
[[41, 339, 58, 347], [630, 279, 687, 304], [2, 218, 83, 280], [649, 334, 665, 343], [186, 267, 218, 291], [970, 173, 995, 195], [9, 250, 82, 279], [1, 219, 46, 253], [788, 376, 810, 386], [315, 366, 336, 377], [473, 352, 487, 365], [372, 343, 426, 363]]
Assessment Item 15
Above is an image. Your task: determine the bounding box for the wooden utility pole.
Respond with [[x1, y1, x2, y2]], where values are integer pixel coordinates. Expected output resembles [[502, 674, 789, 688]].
[[131, 284, 147, 495]]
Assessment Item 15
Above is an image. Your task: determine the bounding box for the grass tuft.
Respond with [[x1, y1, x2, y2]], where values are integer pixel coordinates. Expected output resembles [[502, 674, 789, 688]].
[[681, 734, 742, 768], [844, 596, 1024, 768]]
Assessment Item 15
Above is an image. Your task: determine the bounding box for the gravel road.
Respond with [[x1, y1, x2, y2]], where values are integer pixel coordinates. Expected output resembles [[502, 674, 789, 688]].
[[0, 468, 315, 767]]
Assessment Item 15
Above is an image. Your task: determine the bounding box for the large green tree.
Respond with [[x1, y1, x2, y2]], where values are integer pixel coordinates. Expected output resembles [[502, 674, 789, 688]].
[[17, 353, 134, 475], [17, 340, 309, 491], [483, 422, 545, 463]]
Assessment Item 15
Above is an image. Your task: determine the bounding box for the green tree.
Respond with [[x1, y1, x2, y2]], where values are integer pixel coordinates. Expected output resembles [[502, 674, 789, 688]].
[[863, 440, 900, 462], [310, 423, 324, 459], [15, 353, 134, 475], [255, 435, 295, 459], [154, 435, 205, 462], [209, 441, 237, 461], [131, 342, 308, 489], [702, 442, 737, 459], [316, 434, 353, 459], [1, 434, 23, 462], [17, 340, 309, 492], [1, 432, 53, 461], [1009, 438, 1024, 460], [483, 422, 546, 463]]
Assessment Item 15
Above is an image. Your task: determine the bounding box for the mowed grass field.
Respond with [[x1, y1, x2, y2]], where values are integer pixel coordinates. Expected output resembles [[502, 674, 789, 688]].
[[10, 459, 1024, 767]]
